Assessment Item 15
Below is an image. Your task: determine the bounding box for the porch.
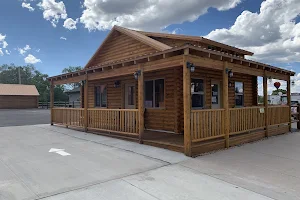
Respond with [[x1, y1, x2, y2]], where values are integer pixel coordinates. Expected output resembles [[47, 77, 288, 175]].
[[51, 104, 292, 156]]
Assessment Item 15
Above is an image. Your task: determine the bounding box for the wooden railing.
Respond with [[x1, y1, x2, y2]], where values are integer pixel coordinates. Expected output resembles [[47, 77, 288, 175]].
[[191, 109, 225, 142], [52, 108, 84, 127], [88, 109, 139, 135], [268, 106, 290, 126], [229, 107, 265, 135]]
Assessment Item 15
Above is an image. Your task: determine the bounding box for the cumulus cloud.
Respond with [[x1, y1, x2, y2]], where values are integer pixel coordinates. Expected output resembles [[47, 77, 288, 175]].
[[37, 0, 67, 27], [24, 54, 41, 64], [5, 50, 10, 55], [0, 49, 3, 56], [22, 2, 35, 11], [80, 0, 241, 31], [0, 34, 8, 49], [206, 0, 300, 64], [60, 36, 67, 40], [18, 45, 31, 56], [63, 18, 78, 30]]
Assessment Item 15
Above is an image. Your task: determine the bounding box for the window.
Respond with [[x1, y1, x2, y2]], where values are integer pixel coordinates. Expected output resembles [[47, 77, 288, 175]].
[[95, 85, 107, 107], [191, 79, 204, 108], [145, 79, 164, 108], [235, 82, 244, 106]]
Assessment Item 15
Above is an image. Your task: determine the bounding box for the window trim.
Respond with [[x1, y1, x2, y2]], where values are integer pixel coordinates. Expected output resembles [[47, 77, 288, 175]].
[[191, 78, 205, 109], [94, 84, 107, 108], [144, 78, 165, 109], [235, 81, 244, 107]]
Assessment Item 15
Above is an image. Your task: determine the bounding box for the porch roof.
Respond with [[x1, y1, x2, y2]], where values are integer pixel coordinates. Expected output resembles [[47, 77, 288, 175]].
[[48, 43, 295, 84]]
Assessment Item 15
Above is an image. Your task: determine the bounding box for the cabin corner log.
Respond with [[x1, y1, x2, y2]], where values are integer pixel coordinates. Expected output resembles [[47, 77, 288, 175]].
[[223, 61, 229, 148], [84, 74, 89, 132], [263, 74, 269, 137], [287, 77, 292, 132], [183, 53, 192, 156], [138, 64, 144, 144]]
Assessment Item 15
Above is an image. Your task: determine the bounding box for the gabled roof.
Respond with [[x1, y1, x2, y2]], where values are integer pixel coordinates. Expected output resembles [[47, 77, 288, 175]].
[[137, 30, 254, 56], [0, 84, 39, 96], [84, 26, 172, 69], [65, 87, 80, 94]]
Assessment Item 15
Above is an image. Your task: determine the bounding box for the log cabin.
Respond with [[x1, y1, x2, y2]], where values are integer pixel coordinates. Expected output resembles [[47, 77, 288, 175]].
[[48, 26, 295, 157]]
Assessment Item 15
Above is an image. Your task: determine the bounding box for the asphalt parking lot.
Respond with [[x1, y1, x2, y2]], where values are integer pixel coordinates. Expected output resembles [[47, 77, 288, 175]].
[[0, 109, 50, 127]]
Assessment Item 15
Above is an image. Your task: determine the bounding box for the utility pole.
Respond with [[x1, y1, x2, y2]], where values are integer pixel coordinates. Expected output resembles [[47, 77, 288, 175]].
[[18, 67, 21, 84]]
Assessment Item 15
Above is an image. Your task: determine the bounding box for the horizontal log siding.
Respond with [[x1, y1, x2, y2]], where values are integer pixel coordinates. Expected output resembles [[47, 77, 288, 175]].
[[89, 32, 157, 67]]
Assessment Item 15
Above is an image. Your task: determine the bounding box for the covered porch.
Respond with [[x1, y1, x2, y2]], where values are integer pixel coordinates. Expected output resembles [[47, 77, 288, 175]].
[[49, 45, 295, 157]]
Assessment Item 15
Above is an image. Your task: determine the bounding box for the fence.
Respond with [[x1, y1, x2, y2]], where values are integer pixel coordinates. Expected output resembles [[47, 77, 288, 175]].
[[52, 108, 84, 127], [39, 101, 81, 109]]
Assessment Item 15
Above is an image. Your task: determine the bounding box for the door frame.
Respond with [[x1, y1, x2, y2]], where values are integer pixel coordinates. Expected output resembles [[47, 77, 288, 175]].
[[211, 80, 222, 109], [124, 83, 136, 109]]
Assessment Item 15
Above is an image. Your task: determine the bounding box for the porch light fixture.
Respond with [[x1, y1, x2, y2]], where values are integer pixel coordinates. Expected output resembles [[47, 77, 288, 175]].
[[187, 62, 195, 73], [226, 68, 233, 78], [134, 70, 141, 80], [80, 80, 86, 85]]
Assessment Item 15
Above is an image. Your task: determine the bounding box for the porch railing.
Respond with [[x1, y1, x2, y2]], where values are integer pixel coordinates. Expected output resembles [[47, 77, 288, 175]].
[[87, 109, 139, 135], [52, 108, 84, 127], [229, 106, 265, 135], [191, 109, 225, 142], [268, 106, 290, 126]]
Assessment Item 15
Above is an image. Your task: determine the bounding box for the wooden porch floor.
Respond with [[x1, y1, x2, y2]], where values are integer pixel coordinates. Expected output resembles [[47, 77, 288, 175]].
[[143, 130, 184, 153]]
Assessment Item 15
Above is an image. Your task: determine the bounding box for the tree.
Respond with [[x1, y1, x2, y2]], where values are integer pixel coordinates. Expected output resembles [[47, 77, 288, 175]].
[[0, 64, 68, 102], [272, 89, 287, 95], [62, 66, 82, 90]]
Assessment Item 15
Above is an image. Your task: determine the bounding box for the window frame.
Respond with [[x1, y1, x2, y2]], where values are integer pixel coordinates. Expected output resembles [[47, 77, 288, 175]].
[[235, 81, 244, 107], [191, 78, 205, 109], [94, 84, 107, 108], [144, 78, 165, 109]]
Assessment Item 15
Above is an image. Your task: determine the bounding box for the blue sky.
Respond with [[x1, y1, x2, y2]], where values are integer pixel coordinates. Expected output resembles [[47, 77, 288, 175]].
[[0, 0, 299, 92]]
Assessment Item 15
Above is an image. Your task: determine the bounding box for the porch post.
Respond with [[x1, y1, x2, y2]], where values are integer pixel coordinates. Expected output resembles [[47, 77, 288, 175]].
[[50, 81, 54, 125], [263, 74, 269, 137], [84, 74, 88, 132], [183, 49, 192, 156], [223, 62, 229, 148], [138, 64, 144, 144], [287, 77, 292, 132]]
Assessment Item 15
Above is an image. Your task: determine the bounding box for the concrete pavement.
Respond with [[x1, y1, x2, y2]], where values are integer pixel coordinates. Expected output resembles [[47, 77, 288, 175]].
[[0, 124, 299, 200]]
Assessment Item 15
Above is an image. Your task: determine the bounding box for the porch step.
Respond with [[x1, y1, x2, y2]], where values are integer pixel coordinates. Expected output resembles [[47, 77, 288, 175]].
[[143, 140, 184, 153]]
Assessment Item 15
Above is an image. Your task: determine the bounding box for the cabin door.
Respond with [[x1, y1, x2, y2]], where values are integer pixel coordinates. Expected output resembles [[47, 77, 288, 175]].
[[211, 80, 221, 109], [125, 83, 136, 109]]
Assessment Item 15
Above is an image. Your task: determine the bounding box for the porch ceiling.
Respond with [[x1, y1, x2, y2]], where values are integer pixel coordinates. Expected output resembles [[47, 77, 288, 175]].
[[49, 44, 295, 85]]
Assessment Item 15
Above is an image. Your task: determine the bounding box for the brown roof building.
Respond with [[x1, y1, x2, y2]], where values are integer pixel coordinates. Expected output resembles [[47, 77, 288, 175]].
[[0, 84, 39, 109]]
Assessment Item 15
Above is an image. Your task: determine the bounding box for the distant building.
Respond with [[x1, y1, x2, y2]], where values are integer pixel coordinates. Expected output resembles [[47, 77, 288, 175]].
[[0, 84, 39, 109], [268, 93, 300, 105], [65, 87, 81, 107]]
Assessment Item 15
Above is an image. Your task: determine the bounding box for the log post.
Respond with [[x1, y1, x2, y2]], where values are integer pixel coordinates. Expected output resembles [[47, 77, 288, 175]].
[[223, 62, 229, 148], [297, 104, 300, 129], [183, 49, 192, 156], [50, 81, 54, 125], [263, 74, 269, 137], [84, 74, 88, 132], [138, 64, 144, 144], [287, 77, 291, 132]]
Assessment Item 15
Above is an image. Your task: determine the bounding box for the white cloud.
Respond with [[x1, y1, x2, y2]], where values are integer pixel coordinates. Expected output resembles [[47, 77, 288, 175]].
[[24, 54, 41, 64], [22, 2, 35, 12], [0, 34, 8, 49], [0, 49, 3, 56], [171, 28, 183, 34], [60, 36, 67, 40], [80, 0, 241, 31], [36, 49, 40, 52], [63, 18, 78, 30], [37, 0, 67, 27], [18, 45, 31, 56], [5, 50, 10, 55], [206, 0, 300, 64]]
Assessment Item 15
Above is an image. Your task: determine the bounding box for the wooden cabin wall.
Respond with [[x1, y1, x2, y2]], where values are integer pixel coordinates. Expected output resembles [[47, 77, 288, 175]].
[[88, 32, 157, 68]]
